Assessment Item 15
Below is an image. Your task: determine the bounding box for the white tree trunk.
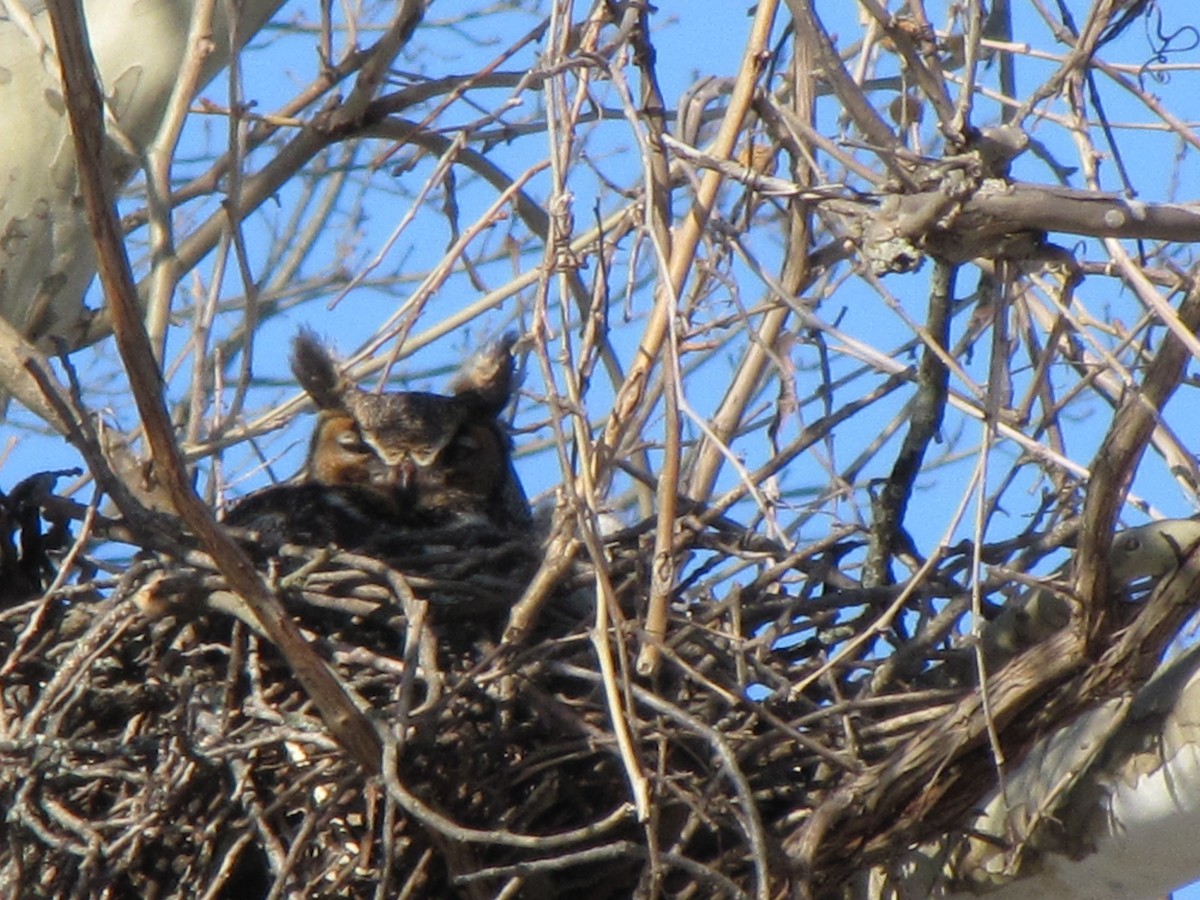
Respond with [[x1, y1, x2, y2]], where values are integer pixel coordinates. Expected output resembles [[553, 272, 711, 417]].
[[0, 0, 284, 347], [861, 641, 1200, 899]]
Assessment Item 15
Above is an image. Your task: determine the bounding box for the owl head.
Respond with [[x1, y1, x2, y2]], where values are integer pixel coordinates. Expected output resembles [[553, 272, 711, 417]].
[[291, 330, 531, 531]]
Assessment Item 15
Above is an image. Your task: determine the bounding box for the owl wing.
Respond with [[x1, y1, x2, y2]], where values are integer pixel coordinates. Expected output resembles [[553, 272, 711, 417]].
[[223, 483, 401, 553]]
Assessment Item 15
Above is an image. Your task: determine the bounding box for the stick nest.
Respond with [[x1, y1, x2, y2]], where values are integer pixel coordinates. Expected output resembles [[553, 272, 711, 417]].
[[0, 473, 1180, 899]]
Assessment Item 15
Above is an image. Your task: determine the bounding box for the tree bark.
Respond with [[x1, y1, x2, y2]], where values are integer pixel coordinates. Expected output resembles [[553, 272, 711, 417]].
[[0, 0, 284, 347]]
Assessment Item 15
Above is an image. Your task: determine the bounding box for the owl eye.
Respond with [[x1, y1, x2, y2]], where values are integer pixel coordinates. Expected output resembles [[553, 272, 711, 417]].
[[439, 430, 482, 466], [410, 448, 440, 468], [335, 429, 369, 453]]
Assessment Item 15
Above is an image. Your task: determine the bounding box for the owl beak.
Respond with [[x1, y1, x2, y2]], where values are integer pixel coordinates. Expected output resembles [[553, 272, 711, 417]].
[[387, 459, 418, 499]]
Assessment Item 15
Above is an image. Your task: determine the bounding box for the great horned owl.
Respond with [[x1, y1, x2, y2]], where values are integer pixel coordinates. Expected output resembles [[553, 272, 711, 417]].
[[291, 330, 532, 532]]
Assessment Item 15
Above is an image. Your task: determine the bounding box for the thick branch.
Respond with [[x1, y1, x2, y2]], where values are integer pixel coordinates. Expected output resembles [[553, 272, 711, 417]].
[[46, 0, 383, 774], [1075, 283, 1200, 646], [863, 262, 956, 587], [836, 180, 1200, 268]]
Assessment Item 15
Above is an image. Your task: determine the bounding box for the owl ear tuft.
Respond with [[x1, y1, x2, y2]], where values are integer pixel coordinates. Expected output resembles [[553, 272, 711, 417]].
[[450, 332, 519, 415], [291, 329, 348, 410]]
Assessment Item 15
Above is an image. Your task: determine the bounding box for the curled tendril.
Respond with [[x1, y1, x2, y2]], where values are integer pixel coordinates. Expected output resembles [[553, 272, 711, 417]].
[[1136, 3, 1199, 88]]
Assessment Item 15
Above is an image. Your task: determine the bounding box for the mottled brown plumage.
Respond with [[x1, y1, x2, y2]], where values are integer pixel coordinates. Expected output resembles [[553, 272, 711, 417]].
[[306, 411, 394, 504], [222, 481, 402, 553]]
